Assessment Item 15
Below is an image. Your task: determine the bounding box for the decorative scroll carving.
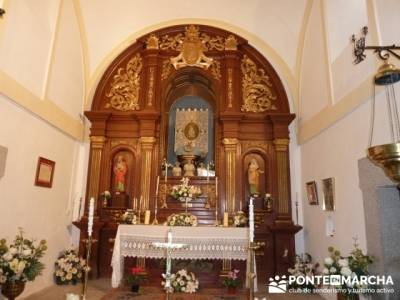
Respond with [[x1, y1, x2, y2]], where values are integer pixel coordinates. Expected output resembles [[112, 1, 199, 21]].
[[110, 140, 137, 149], [241, 140, 270, 153], [146, 34, 159, 50], [106, 54, 143, 111], [240, 55, 277, 113], [227, 68, 233, 107], [159, 25, 237, 52], [147, 67, 155, 106], [161, 59, 173, 80], [210, 60, 221, 81], [225, 35, 238, 51]]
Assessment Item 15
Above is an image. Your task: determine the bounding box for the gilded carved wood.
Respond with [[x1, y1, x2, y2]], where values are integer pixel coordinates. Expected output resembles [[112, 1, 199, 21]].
[[241, 55, 277, 113], [105, 53, 143, 111]]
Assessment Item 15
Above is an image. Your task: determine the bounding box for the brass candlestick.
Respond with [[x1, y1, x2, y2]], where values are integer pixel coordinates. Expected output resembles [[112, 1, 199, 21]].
[[161, 182, 168, 208], [81, 237, 96, 300], [152, 196, 159, 225]]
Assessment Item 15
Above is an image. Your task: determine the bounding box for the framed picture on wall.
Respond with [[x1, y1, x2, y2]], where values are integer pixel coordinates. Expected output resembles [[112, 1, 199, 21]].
[[306, 181, 318, 205], [322, 177, 335, 211], [35, 157, 55, 188]]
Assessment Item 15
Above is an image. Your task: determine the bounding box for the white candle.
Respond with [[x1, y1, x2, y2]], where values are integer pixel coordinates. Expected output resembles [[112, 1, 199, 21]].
[[144, 210, 150, 224], [249, 197, 254, 242], [223, 212, 229, 227], [88, 197, 94, 237], [165, 162, 168, 182], [156, 176, 160, 196], [239, 199, 242, 212], [207, 163, 210, 182], [139, 196, 143, 211], [168, 230, 172, 244]]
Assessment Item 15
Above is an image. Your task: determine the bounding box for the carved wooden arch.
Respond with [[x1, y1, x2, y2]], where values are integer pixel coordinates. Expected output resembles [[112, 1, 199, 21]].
[[90, 24, 290, 114]]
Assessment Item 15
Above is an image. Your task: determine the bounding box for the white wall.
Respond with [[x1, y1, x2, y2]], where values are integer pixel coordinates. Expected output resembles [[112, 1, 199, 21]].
[[298, 3, 400, 298], [0, 95, 81, 297]]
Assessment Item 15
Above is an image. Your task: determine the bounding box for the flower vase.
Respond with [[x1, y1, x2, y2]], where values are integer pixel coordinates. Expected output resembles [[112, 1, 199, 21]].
[[227, 287, 237, 294], [131, 284, 140, 293], [1, 281, 26, 300]]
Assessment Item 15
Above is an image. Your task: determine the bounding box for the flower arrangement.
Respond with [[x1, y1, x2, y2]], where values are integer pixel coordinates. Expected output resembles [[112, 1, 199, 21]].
[[126, 267, 145, 285], [232, 211, 248, 227], [0, 228, 47, 284], [170, 177, 201, 201], [120, 209, 138, 224], [166, 213, 197, 227], [162, 269, 199, 293], [323, 243, 373, 296], [54, 248, 86, 285], [288, 253, 319, 290], [223, 269, 240, 288]]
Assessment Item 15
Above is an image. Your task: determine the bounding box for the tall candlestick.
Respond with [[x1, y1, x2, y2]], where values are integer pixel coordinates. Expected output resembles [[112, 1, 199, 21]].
[[249, 197, 254, 242], [88, 197, 94, 237], [156, 175, 160, 196], [295, 192, 299, 225]]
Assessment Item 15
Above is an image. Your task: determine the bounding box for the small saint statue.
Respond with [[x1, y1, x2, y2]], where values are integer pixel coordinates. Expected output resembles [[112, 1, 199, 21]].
[[183, 159, 196, 177], [172, 162, 182, 177], [248, 158, 264, 195], [113, 155, 128, 193]]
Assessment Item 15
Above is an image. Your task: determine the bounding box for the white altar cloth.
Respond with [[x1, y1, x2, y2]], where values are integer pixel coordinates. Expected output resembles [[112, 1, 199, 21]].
[[111, 225, 249, 288]]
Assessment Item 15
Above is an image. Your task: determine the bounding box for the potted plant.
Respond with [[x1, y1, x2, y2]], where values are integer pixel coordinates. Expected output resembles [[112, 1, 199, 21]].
[[223, 269, 240, 294], [288, 253, 319, 292], [127, 267, 145, 293], [0, 228, 47, 300]]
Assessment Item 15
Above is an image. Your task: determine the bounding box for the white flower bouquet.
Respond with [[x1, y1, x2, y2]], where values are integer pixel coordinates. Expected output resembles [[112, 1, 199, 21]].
[[162, 269, 199, 293], [0, 228, 47, 284], [323, 245, 373, 296], [120, 209, 138, 224], [166, 213, 198, 227], [233, 211, 248, 227], [170, 177, 201, 201], [54, 248, 86, 285]]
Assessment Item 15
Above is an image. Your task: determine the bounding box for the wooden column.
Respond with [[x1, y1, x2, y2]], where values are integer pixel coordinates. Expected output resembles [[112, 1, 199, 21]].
[[273, 138, 291, 223], [223, 138, 239, 213], [87, 136, 106, 205], [139, 136, 156, 210]]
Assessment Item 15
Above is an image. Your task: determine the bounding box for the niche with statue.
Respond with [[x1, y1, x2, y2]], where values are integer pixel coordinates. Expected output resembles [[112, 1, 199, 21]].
[[110, 150, 135, 207]]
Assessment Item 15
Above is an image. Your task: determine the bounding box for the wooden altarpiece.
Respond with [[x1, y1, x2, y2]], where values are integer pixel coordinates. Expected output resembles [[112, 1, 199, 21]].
[[73, 24, 301, 285]]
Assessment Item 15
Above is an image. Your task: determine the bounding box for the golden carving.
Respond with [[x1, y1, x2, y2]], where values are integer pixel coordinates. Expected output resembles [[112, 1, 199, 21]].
[[240, 55, 277, 113], [210, 60, 221, 81], [159, 26, 236, 52], [106, 53, 143, 111], [146, 34, 159, 50], [161, 59, 173, 80], [274, 138, 290, 151], [170, 25, 213, 70], [110, 140, 137, 149], [242, 140, 270, 153], [222, 138, 239, 145], [147, 67, 155, 106], [225, 35, 238, 50], [227, 68, 233, 108]]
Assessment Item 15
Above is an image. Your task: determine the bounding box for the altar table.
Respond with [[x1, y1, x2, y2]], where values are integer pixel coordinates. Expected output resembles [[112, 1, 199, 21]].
[[111, 225, 249, 288]]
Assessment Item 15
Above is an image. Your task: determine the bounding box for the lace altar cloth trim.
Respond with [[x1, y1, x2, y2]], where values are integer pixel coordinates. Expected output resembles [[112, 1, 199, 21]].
[[111, 225, 249, 288], [120, 235, 248, 260]]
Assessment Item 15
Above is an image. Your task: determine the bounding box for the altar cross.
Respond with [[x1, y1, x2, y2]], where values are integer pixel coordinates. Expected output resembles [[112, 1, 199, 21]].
[[151, 229, 187, 295]]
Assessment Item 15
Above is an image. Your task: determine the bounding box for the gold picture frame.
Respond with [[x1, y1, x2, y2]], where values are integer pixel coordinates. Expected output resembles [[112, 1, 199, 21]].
[[306, 181, 318, 205], [322, 177, 335, 211], [35, 157, 55, 188]]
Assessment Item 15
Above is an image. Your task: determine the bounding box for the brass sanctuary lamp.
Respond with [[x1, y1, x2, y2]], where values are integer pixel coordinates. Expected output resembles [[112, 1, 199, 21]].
[[352, 27, 400, 183]]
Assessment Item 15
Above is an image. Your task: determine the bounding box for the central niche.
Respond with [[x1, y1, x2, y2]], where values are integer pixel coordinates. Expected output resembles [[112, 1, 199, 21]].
[[167, 96, 214, 167]]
